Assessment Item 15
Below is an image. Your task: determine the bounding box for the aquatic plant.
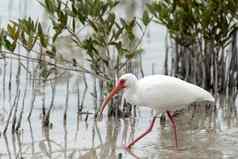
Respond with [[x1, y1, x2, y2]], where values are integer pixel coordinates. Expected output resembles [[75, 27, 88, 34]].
[[0, 0, 148, 131], [147, 0, 238, 94], [39, 0, 147, 117]]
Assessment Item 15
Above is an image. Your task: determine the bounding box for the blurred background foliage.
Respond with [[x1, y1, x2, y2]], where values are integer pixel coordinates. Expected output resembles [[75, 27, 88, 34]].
[[147, 0, 238, 94], [0, 0, 148, 79]]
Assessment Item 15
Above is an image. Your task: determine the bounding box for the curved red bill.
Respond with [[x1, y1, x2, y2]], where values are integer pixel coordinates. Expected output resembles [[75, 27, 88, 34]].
[[99, 80, 126, 115]]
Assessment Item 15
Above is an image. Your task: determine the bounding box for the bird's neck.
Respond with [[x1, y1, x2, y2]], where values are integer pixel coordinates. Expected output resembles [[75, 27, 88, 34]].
[[124, 83, 139, 105]]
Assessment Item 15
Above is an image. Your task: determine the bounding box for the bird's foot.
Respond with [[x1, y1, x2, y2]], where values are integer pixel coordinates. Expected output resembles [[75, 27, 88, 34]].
[[123, 146, 140, 159], [123, 144, 132, 150]]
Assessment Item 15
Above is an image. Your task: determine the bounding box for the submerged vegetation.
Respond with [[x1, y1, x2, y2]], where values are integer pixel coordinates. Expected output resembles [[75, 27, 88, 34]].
[[0, 0, 237, 137]]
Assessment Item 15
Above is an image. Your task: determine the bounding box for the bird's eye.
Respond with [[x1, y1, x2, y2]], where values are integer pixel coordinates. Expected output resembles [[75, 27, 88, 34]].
[[119, 79, 126, 85]]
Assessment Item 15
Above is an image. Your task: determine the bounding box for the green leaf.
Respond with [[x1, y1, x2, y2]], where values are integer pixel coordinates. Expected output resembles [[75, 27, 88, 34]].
[[3, 36, 16, 52], [44, 0, 56, 14], [40, 65, 49, 80], [142, 10, 151, 26], [38, 23, 48, 47], [125, 18, 136, 40], [88, 19, 98, 32], [125, 48, 143, 59], [120, 18, 127, 27]]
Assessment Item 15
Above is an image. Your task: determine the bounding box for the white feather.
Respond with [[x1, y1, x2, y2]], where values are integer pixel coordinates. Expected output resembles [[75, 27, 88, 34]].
[[120, 74, 214, 113]]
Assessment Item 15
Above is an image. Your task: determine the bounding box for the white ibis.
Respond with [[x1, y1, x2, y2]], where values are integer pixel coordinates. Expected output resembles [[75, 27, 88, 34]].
[[99, 73, 215, 149]]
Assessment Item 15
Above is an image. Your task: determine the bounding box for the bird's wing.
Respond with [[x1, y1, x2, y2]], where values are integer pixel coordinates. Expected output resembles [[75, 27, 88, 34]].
[[138, 75, 213, 112]]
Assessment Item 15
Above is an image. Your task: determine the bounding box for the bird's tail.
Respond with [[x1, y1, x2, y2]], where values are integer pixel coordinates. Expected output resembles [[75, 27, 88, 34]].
[[204, 91, 215, 103]]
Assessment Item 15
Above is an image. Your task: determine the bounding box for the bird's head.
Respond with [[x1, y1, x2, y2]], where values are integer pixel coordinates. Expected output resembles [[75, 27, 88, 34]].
[[99, 73, 137, 115]]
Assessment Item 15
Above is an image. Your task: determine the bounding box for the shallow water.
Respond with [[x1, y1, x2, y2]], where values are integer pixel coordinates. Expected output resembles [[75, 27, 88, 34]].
[[1, 104, 238, 159], [0, 0, 238, 159]]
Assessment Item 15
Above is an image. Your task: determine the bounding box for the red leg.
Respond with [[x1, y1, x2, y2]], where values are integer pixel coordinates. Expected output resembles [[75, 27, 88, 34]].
[[166, 111, 178, 147], [126, 116, 157, 149]]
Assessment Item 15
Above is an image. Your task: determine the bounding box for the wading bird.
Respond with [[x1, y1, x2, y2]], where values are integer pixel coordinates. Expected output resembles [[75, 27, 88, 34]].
[[99, 73, 215, 149]]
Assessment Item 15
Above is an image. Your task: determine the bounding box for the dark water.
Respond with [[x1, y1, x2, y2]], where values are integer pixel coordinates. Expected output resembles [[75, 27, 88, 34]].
[[0, 0, 238, 159]]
